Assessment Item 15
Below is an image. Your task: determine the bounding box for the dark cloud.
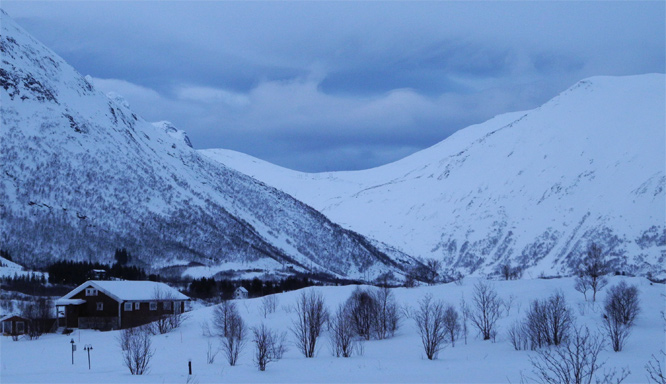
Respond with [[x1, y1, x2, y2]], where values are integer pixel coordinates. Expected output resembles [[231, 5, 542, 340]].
[[3, 1, 664, 171]]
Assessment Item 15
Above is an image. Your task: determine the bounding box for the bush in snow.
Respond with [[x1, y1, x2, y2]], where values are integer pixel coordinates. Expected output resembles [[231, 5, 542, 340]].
[[346, 287, 377, 340], [118, 325, 154, 375], [251, 323, 286, 371], [645, 351, 666, 384], [212, 300, 237, 338], [527, 325, 629, 384], [442, 304, 461, 347], [220, 308, 246, 366], [469, 280, 502, 340], [414, 294, 448, 360], [330, 303, 359, 358], [291, 290, 328, 358], [602, 281, 640, 352], [260, 294, 278, 318], [574, 243, 609, 302], [372, 286, 401, 340]]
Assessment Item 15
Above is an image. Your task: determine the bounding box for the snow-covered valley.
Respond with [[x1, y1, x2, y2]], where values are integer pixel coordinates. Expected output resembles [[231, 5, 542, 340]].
[[1, 276, 664, 383]]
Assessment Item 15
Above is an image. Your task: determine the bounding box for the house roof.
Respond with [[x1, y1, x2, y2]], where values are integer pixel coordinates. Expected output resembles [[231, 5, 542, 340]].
[[55, 299, 86, 305], [60, 280, 189, 303], [235, 287, 248, 293], [0, 314, 27, 322]]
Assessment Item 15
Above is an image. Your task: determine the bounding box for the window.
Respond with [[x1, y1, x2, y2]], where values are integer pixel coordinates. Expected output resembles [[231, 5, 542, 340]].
[[85, 288, 98, 296], [124, 302, 132, 311], [149, 302, 157, 311], [96, 302, 103, 311], [135, 302, 140, 310], [2, 322, 10, 334], [16, 322, 24, 334], [163, 301, 172, 310]]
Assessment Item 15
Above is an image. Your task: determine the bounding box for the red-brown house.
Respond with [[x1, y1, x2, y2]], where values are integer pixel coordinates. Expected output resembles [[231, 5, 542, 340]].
[[1, 314, 29, 336], [55, 280, 189, 330]]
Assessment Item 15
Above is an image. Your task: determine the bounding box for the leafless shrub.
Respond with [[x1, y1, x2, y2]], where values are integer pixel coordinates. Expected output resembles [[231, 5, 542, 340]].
[[503, 294, 517, 317], [291, 290, 328, 358], [645, 351, 666, 384], [602, 282, 640, 352], [261, 295, 279, 318], [19, 296, 52, 340], [508, 321, 530, 351], [414, 294, 448, 360], [372, 286, 401, 339], [206, 339, 219, 364], [220, 308, 246, 366], [469, 280, 502, 340], [497, 262, 523, 280], [346, 287, 377, 340], [212, 300, 237, 338], [527, 325, 628, 384], [330, 303, 358, 357], [460, 295, 469, 345], [442, 304, 461, 347], [574, 243, 609, 302], [251, 323, 284, 371], [118, 325, 154, 375]]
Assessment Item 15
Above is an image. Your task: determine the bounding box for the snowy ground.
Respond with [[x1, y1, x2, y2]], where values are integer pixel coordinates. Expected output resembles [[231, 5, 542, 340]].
[[1, 276, 664, 383]]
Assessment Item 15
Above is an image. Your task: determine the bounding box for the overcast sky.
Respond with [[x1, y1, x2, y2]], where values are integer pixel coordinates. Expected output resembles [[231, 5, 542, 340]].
[[4, 1, 665, 172]]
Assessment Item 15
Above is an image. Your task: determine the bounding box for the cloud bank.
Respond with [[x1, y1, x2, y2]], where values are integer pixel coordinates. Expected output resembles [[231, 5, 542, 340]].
[[4, 1, 664, 171]]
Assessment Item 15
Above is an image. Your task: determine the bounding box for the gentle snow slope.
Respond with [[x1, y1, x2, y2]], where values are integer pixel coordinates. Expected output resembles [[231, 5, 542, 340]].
[[1, 276, 664, 383], [202, 74, 666, 278]]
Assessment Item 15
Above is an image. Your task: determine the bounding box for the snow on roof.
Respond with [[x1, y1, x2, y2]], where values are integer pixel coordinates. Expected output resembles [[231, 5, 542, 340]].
[[0, 313, 26, 322], [61, 280, 189, 302], [54, 299, 86, 305], [236, 287, 248, 293]]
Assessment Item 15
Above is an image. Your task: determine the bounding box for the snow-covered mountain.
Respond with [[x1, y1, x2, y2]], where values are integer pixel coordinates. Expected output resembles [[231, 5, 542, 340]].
[[202, 74, 666, 278], [0, 10, 419, 279]]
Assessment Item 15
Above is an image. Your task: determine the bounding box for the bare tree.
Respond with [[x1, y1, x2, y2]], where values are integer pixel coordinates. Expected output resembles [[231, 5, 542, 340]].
[[520, 291, 575, 349], [221, 309, 246, 366], [251, 323, 283, 371], [372, 286, 400, 339], [118, 325, 154, 375], [330, 303, 358, 357], [20, 296, 53, 340], [645, 351, 666, 384], [574, 243, 609, 302], [206, 339, 219, 364], [469, 281, 502, 340], [414, 294, 448, 360], [212, 300, 237, 338], [527, 325, 628, 384], [460, 295, 469, 345], [261, 295, 279, 318], [151, 288, 188, 334], [291, 290, 328, 358], [346, 287, 377, 340], [442, 304, 461, 347], [602, 281, 640, 352]]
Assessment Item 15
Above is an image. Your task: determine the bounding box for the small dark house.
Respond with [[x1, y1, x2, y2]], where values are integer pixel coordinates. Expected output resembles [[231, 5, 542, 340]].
[[1, 314, 29, 336], [56, 280, 189, 330]]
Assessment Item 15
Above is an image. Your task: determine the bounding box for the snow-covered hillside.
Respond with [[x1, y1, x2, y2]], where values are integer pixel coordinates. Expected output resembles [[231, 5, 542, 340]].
[[202, 74, 666, 278], [0, 10, 418, 279], [1, 276, 663, 383]]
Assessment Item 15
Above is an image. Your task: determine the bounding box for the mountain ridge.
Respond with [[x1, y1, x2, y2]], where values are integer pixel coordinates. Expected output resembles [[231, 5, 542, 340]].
[[202, 74, 666, 278], [0, 9, 418, 279]]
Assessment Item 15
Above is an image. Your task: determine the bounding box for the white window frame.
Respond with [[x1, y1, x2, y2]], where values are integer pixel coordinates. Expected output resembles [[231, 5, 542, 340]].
[[124, 302, 132, 311], [85, 288, 98, 296], [96, 302, 103, 311], [135, 302, 140, 310], [149, 302, 157, 311]]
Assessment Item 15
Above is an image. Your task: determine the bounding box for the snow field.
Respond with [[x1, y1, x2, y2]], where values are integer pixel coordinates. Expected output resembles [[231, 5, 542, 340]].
[[1, 276, 664, 383]]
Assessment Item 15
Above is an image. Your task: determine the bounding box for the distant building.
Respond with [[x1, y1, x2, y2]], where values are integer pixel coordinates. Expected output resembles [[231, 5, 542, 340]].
[[87, 269, 107, 280], [1, 314, 29, 336], [233, 286, 248, 299], [55, 280, 189, 331]]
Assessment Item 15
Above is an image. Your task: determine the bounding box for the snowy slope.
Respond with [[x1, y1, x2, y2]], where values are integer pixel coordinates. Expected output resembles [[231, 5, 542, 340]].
[[202, 74, 666, 278], [0, 10, 419, 279], [1, 276, 663, 383]]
